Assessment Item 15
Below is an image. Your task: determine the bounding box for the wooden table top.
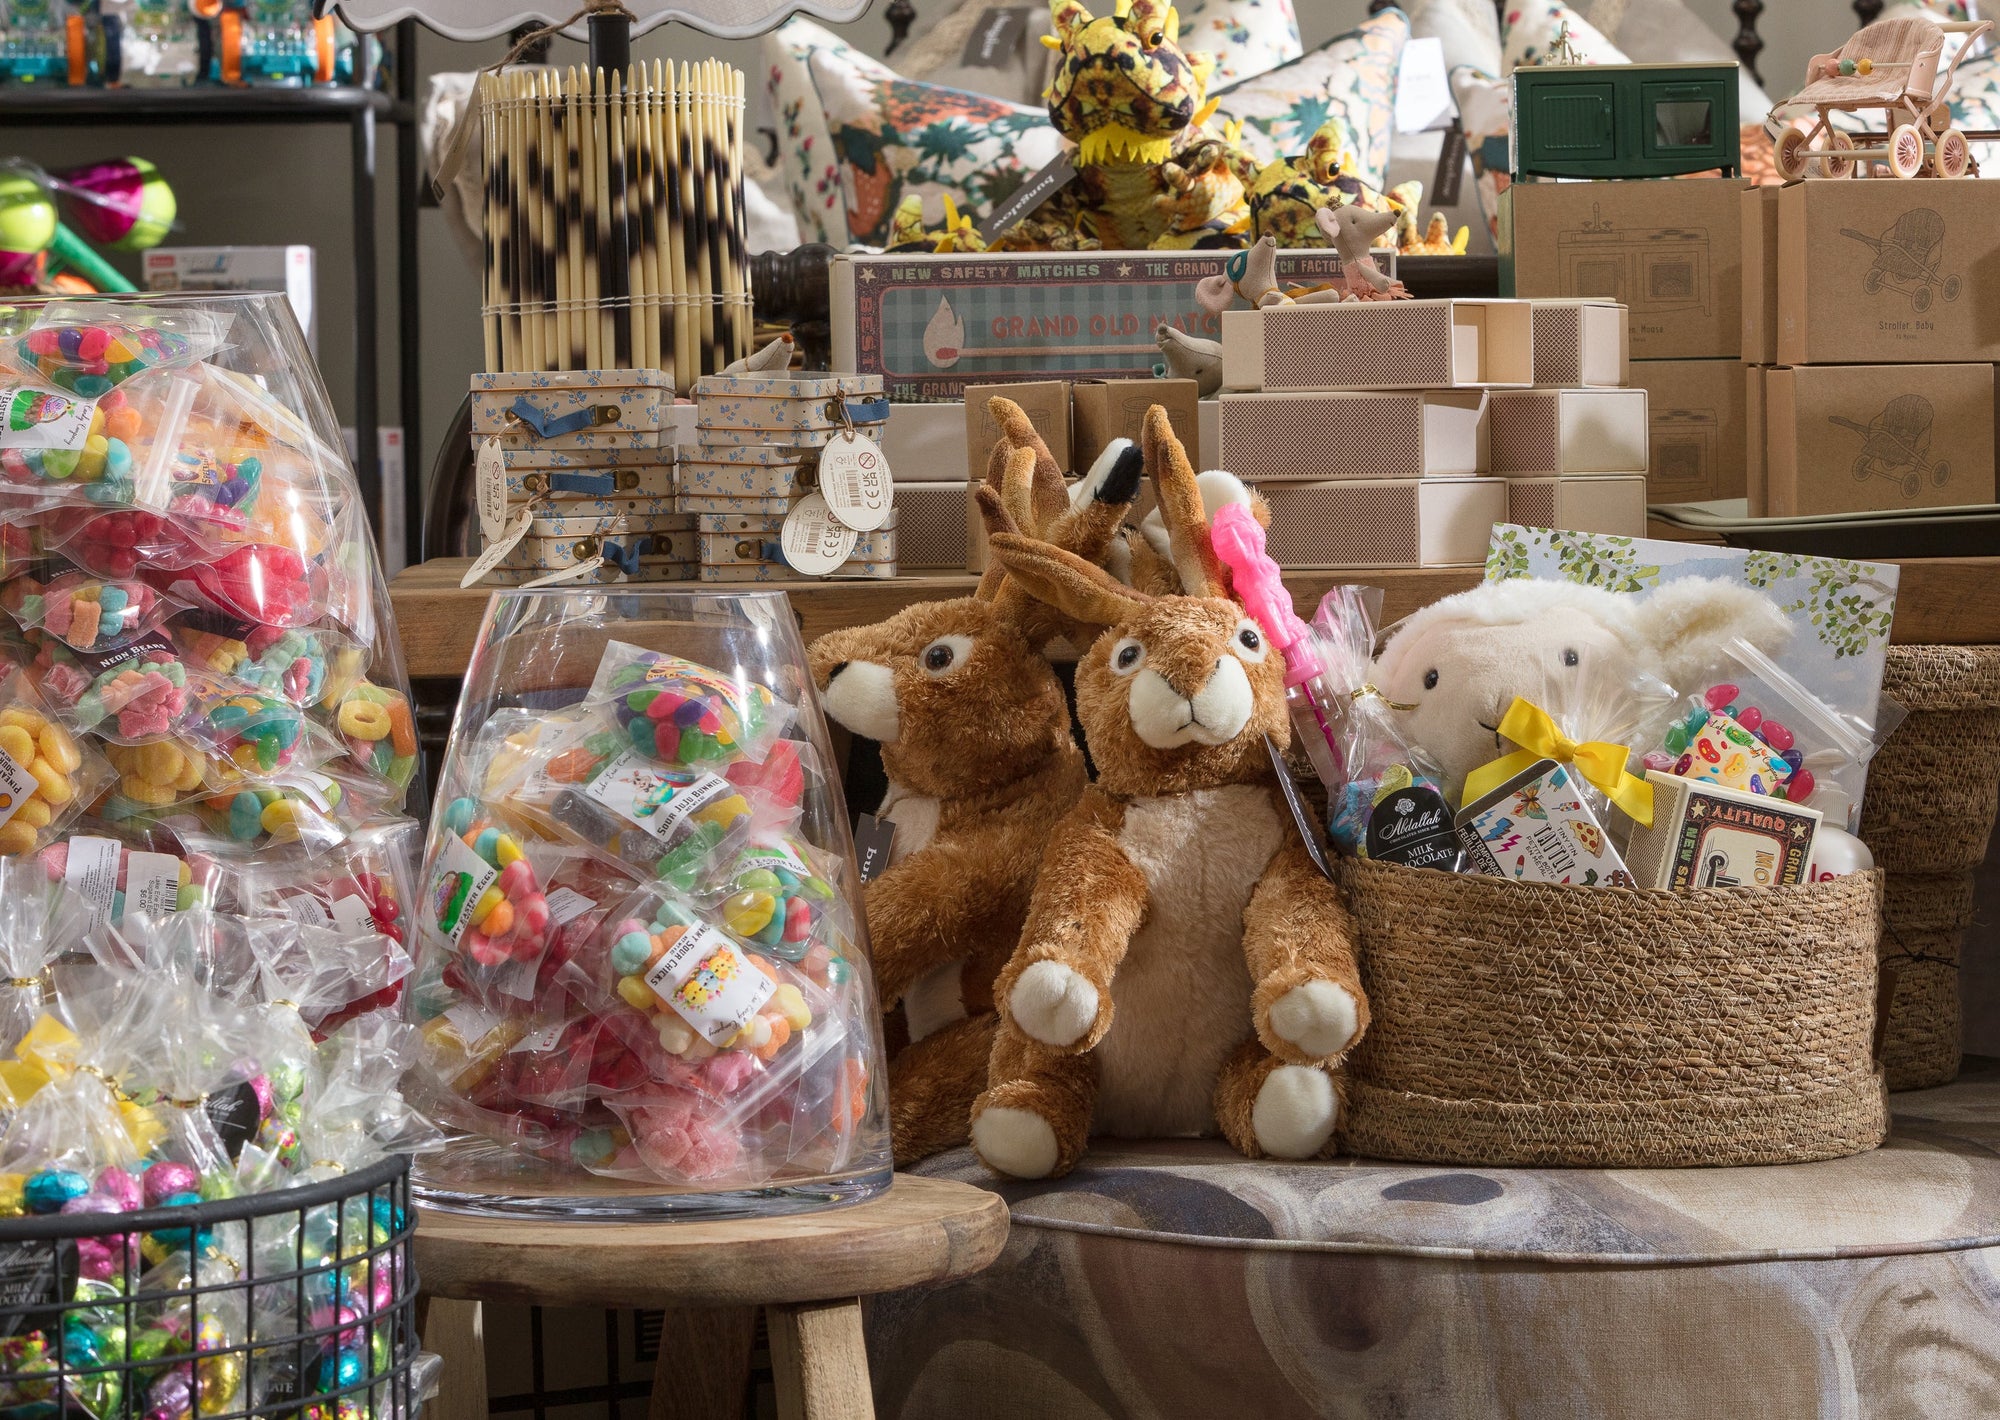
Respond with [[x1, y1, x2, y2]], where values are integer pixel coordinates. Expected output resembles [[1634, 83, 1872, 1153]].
[[414, 1174, 1010, 1310], [389, 556, 2000, 679]]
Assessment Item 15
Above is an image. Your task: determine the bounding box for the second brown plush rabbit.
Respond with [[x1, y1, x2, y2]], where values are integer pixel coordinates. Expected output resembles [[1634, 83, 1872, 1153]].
[[808, 398, 1142, 1164], [970, 408, 1369, 1180]]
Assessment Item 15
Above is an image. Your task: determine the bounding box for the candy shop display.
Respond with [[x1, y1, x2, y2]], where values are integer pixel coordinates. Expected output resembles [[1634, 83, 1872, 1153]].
[[0, 295, 430, 1411], [410, 589, 891, 1217]]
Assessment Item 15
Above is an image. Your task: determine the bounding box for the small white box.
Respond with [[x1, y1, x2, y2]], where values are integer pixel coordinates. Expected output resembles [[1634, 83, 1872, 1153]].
[[1505, 475, 1648, 536], [1527, 299, 1629, 387], [143, 246, 316, 352], [1487, 389, 1649, 476], [1218, 390, 1487, 480], [1222, 300, 1536, 392], [1255, 477, 1507, 569]]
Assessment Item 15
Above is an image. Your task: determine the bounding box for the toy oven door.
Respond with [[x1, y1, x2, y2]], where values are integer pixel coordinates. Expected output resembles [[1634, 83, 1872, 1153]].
[[1639, 79, 1733, 172]]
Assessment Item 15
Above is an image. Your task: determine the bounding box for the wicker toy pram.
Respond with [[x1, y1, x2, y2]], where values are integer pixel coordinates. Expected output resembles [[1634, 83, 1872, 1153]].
[[1773, 16, 1994, 179]]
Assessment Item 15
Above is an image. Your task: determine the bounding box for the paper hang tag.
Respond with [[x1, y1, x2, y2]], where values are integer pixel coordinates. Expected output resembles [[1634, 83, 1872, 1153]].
[[521, 556, 607, 588], [1395, 37, 1455, 135], [979, 150, 1078, 243], [476, 437, 509, 542], [461, 505, 537, 588], [781, 492, 860, 575], [960, 6, 1032, 67], [819, 431, 893, 532], [1434, 118, 1467, 208], [853, 812, 897, 882], [1265, 737, 1334, 879]]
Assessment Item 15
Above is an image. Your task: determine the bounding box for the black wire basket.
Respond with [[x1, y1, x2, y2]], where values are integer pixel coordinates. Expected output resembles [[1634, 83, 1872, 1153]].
[[0, 1154, 418, 1419]]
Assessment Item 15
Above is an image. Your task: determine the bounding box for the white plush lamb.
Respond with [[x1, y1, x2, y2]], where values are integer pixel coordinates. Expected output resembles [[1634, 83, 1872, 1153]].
[[1371, 578, 1792, 801]]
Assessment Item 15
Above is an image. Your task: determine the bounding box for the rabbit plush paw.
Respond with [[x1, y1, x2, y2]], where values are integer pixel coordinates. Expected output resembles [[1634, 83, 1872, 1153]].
[[1251, 1065, 1339, 1159], [1267, 980, 1360, 1060], [972, 1106, 1061, 1179], [1009, 960, 1102, 1049]]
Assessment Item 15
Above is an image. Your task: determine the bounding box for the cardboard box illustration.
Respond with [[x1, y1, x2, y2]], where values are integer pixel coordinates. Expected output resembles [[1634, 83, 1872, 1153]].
[[1777, 177, 2000, 365], [1764, 363, 1995, 517], [1217, 391, 1487, 480], [1487, 388, 1647, 475], [1505, 475, 1648, 535], [1626, 358, 1747, 502], [1501, 177, 1744, 358], [1222, 300, 1534, 392]]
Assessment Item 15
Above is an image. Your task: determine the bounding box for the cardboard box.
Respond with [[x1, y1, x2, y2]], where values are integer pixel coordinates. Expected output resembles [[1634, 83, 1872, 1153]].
[[965, 380, 1069, 571], [1626, 358, 1747, 502], [1741, 186, 1779, 366], [1255, 478, 1507, 568], [142, 245, 316, 352], [1217, 391, 1487, 480], [1504, 476, 1647, 535], [1072, 378, 1200, 471], [1625, 770, 1820, 891], [1746, 364, 1768, 516], [1777, 177, 2000, 366], [1487, 389, 1648, 475], [1222, 300, 1535, 392], [1500, 177, 1744, 359], [1529, 300, 1629, 387], [830, 248, 1376, 400], [1764, 363, 1995, 517]]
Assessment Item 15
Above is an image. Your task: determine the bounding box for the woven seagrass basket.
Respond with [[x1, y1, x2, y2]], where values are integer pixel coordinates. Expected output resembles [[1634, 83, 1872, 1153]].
[[1337, 858, 1889, 1168], [1857, 646, 2000, 1090], [1861, 646, 2000, 874]]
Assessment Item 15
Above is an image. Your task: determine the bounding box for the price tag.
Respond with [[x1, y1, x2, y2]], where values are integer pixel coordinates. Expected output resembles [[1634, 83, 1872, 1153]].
[[1265, 737, 1333, 880], [780, 492, 859, 575], [522, 556, 607, 588], [819, 432, 893, 532], [543, 887, 597, 925], [461, 506, 536, 588], [476, 437, 509, 542]]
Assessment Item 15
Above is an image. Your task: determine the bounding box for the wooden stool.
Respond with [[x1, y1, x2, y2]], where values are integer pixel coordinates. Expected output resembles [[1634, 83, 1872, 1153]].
[[415, 1175, 1008, 1420]]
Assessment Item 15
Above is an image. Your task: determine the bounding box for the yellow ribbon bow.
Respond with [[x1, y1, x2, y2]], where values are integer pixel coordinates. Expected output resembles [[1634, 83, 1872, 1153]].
[[1461, 698, 1655, 828], [0, 1015, 163, 1157]]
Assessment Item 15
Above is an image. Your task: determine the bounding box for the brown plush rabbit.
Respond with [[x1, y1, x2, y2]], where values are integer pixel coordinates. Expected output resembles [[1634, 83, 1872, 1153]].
[[969, 408, 1368, 1180], [808, 398, 1143, 1164]]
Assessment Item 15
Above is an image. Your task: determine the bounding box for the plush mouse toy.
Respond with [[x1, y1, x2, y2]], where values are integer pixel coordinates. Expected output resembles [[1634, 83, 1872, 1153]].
[[1371, 577, 1791, 801]]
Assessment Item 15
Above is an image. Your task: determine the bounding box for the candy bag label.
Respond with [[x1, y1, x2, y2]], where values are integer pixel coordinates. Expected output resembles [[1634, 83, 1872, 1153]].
[[204, 1079, 262, 1161], [543, 887, 597, 925], [0, 744, 32, 832], [586, 753, 732, 843], [443, 1000, 502, 1044], [70, 627, 175, 679], [328, 891, 378, 935], [280, 893, 335, 930], [0, 1238, 77, 1339], [429, 833, 500, 948], [0, 385, 95, 452], [644, 921, 775, 1045], [509, 1021, 568, 1055], [125, 850, 183, 917], [61, 835, 123, 927]]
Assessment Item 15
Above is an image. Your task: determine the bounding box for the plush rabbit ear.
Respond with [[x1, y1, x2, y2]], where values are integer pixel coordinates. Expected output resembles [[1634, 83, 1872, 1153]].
[[1050, 438, 1144, 568], [1143, 406, 1223, 598], [983, 396, 1069, 533], [989, 532, 1153, 630]]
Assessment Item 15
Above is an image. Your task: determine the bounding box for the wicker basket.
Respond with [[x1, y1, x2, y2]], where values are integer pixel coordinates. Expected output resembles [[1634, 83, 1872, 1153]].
[[1878, 869, 1975, 1091], [1860, 646, 2000, 874], [1338, 858, 1889, 1168]]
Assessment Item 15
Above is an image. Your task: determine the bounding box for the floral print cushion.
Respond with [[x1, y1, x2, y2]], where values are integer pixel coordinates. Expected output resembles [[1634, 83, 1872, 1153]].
[[768, 17, 1065, 251], [1174, 0, 1303, 89], [1499, 0, 1628, 70], [1208, 7, 1409, 191]]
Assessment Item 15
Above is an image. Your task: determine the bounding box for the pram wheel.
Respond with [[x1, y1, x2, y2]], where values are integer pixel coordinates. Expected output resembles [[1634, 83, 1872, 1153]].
[[1777, 127, 1811, 180], [1936, 128, 1973, 179], [1864, 268, 1885, 295], [1889, 124, 1926, 178], [1826, 129, 1858, 179], [1914, 284, 1933, 312], [1902, 471, 1922, 498], [1854, 456, 1878, 482], [1933, 460, 1952, 488], [1943, 274, 1962, 302]]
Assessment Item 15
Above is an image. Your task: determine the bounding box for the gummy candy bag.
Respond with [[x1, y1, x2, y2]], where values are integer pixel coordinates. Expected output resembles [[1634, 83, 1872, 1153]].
[[584, 642, 790, 769]]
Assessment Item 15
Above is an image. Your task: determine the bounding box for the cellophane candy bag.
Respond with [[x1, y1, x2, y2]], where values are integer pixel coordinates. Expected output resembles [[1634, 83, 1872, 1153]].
[[1311, 587, 1463, 871]]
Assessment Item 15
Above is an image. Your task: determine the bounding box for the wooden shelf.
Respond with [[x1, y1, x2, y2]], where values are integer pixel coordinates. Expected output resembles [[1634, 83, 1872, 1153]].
[[388, 556, 2000, 680]]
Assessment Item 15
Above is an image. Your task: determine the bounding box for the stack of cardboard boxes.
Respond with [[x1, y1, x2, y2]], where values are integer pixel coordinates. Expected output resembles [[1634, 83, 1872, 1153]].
[[1503, 178, 1751, 512], [1212, 298, 1647, 568], [682, 373, 899, 581], [1753, 180, 1997, 518]]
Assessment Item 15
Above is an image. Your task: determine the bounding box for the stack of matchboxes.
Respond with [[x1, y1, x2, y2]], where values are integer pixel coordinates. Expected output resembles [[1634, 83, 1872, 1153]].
[[683, 372, 900, 581], [1216, 298, 1648, 568], [468, 370, 692, 584]]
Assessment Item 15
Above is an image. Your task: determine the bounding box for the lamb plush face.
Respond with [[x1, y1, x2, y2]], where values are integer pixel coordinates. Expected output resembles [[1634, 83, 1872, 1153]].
[[1372, 578, 1792, 801]]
